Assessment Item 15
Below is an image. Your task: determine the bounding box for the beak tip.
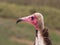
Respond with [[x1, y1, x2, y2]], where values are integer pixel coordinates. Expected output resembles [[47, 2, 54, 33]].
[[16, 20, 19, 24], [16, 19, 23, 24], [16, 21, 18, 24]]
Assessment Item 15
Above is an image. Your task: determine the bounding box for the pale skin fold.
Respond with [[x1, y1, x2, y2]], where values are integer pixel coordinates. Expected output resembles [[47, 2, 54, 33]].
[[16, 13, 52, 45]]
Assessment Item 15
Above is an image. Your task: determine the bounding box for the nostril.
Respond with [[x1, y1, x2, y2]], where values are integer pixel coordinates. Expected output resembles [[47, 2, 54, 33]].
[[31, 16, 34, 20]]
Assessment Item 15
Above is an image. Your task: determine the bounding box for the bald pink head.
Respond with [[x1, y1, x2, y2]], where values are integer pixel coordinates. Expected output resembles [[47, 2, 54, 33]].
[[16, 13, 44, 30]]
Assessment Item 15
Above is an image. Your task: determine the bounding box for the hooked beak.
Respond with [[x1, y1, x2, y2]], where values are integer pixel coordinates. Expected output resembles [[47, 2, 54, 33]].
[[16, 18, 23, 24], [16, 16, 29, 24]]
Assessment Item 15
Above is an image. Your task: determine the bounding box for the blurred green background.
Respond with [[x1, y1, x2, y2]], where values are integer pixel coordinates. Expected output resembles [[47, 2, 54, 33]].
[[0, 0, 60, 45]]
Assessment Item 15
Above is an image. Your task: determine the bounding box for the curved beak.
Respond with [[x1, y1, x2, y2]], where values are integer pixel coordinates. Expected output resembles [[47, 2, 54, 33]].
[[16, 18, 23, 24], [16, 16, 29, 24], [16, 15, 35, 24]]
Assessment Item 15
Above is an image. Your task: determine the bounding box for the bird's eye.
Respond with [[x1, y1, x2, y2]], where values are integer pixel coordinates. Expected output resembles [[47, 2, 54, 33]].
[[31, 16, 34, 20]]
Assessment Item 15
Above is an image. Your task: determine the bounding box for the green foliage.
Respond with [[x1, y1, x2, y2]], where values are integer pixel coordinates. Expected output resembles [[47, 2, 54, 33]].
[[49, 30, 60, 45], [0, 18, 30, 45], [0, 0, 60, 8], [0, 2, 32, 18]]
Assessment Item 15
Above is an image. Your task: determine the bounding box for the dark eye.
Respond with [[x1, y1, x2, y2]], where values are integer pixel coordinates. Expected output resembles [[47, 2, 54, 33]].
[[31, 16, 34, 20]]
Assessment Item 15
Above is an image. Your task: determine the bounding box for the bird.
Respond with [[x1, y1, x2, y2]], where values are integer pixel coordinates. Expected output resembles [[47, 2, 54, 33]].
[[16, 12, 52, 45]]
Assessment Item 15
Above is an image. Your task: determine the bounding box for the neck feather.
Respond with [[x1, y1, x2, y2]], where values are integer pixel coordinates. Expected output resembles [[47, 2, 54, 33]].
[[35, 28, 52, 45], [37, 15, 44, 30], [35, 30, 45, 45]]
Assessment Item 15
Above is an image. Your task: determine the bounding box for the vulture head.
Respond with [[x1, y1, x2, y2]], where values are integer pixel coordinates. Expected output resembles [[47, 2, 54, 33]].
[[16, 13, 44, 30]]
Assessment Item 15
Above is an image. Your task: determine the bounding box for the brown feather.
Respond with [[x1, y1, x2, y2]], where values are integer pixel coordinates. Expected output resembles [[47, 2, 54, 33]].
[[42, 28, 52, 45]]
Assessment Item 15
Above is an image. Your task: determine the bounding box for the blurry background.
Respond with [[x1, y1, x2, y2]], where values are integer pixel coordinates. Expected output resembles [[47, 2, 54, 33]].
[[0, 0, 60, 45]]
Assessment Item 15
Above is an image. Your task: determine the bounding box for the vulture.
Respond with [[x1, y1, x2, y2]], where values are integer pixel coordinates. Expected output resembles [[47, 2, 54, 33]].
[[16, 13, 52, 45]]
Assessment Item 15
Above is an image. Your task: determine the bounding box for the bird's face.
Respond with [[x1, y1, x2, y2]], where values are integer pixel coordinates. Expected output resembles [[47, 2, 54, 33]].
[[16, 14, 39, 30], [16, 13, 44, 30]]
